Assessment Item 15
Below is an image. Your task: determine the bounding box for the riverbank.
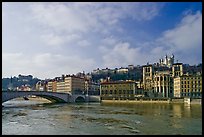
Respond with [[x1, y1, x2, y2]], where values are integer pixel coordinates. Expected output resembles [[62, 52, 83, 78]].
[[101, 98, 202, 105], [101, 100, 170, 104]]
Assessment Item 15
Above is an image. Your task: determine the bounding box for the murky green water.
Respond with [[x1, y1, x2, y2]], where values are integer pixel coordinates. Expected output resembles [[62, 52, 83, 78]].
[[2, 99, 202, 135]]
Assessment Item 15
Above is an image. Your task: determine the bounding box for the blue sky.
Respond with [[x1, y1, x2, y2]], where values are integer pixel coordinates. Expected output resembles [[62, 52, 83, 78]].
[[2, 2, 202, 79]]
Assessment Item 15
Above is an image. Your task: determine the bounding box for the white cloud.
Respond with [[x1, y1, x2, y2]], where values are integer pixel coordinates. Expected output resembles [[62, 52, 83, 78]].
[[30, 2, 162, 35], [100, 11, 202, 67], [3, 3, 201, 79], [41, 33, 81, 46], [77, 40, 90, 47], [102, 36, 118, 46], [154, 11, 202, 64], [30, 3, 99, 34], [41, 33, 64, 46], [102, 42, 144, 68], [162, 11, 202, 50], [2, 52, 95, 79]]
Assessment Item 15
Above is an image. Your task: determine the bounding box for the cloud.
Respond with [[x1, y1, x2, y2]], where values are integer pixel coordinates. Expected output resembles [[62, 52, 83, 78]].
[[41, 33, 81, 46], [30, 2, 162, 35], [30, 3, 99, 34], [3, 3, 201, 79], [100, 11, 202, 67], [101, 42, 143, 68], [154, 11, 202, 64], [2, 52, 95, 79], [77, 40, 90, 47]]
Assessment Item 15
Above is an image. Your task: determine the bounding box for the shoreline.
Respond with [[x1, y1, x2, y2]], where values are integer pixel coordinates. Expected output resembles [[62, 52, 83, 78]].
[[100, 99, 202, 105]]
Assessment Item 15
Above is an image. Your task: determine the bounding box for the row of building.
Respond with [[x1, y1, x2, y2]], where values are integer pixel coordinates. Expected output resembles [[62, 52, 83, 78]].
[[142, 62, 202, 98], [36, 75, 100, 95], [35, 55, 202, 99]]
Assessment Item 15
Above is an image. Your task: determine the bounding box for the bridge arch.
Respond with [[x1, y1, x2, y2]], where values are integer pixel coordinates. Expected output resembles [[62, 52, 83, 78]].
[[75, 96, 85, 103], [2, 91, 70, 103]]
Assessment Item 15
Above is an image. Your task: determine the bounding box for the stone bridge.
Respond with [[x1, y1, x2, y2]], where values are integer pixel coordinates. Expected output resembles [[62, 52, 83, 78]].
[[2, 90, 94, 103]]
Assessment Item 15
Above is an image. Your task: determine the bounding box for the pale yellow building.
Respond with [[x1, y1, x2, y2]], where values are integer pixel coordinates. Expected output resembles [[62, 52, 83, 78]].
[[100, 81, 139, 100], [153, 71, 173, 98], [35, 81, 47, 91], [47, 81, 53, 92], [47, 80, 57, 92], [174, 74, 202, 98], [56, 81, 65, 92], [143, 65, 154, 90], [172, 63, 183, 77], [64, 76, 85, 94]]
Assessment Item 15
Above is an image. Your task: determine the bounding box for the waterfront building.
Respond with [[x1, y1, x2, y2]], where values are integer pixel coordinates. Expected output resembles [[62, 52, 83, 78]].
[[56, 81, 65, 92], [17, 84, 31, 91], [174, 74, 202, 98], [47, 81, 53, 92], [47, 80, 57, 92], [142, 64, 154, 92], [85, 80, 100, 95], [100, 81, 139, 100], [172, 63, 183, 77], [50, 75, 86, 94], [153, 71, 173, 98], [64, 75, 85, 94], [35, 80, 47, 91]]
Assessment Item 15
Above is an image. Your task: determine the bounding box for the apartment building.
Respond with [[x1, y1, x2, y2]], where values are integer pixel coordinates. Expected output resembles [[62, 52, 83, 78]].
[[172, 63, 183, 77], [85, 80, 100, 95], [100, 81, 138, 100], [64, 76, 85, 94], [56, 81, 65, 92], [47, 80, 57, 92], [174, 74, 202, 98], [143, 64, 154, 91]]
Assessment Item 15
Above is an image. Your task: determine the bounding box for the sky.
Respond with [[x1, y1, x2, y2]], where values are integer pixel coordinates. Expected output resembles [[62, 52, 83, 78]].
[[2, 2, 202, 79]]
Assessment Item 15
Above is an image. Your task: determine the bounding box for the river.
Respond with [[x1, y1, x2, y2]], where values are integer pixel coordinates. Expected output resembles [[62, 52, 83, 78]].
[[2, 98, 202, 135]]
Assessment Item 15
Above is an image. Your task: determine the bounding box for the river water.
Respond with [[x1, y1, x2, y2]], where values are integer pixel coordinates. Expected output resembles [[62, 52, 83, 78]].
[[2, 98, 202, 135]]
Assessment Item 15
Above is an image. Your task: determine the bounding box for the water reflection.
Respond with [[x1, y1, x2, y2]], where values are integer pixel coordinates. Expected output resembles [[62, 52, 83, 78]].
[[101, 102, 171, 116], [2, 100, 202, 135]]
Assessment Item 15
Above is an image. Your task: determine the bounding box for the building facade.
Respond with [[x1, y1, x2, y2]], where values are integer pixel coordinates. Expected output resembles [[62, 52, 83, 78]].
[[35, 81, 47, 91], [47, 80, 57, 92], [56, 81, 65, 92], [85, 80, 100, 95], [174, 74, 202, 98], [153, 71, 173, 98], [64, 76, 85, 94], [143, 65, 154, 93], [100, 81, 138, 100], [172, 63, 183, 77]]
